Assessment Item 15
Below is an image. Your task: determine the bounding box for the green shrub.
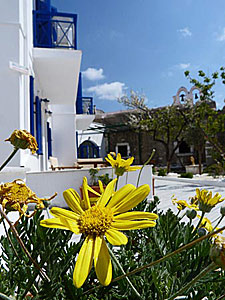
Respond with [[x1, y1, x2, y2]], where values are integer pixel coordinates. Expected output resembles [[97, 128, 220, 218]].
[[180, 172, 193, 178], [157, 168, 167, 176], [1, 199, 224, 299], [97, 173, 112, 185], [204, 163, 225, 177]]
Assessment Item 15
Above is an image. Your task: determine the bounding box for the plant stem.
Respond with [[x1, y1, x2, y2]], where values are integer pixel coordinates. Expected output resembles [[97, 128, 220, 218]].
[[84, 225, 225, 295], [2, 219, 20, 259], [166, 262, 217, 300], [125, 171, 128, 184], [0, 208, 50, 282], [115, 175, 119, 191], [136, 149, 155, 187], [212, 215, 224, 231], [112, 226, 224, 284], [0, 293, 14, 300], [0, 148, 18, 171], [108, 247, 141, 298], [195, 211, 205, 232]]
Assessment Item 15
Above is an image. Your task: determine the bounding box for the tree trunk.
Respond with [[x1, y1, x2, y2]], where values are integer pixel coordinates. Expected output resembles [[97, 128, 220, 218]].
[[166, 148, 171, 173], [198, 147, 202, 175], [167, 160, 171, 173]]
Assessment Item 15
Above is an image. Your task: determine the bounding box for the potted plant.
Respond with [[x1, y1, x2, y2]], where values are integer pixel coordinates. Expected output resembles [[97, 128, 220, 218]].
[[80, 168, 113, 199]]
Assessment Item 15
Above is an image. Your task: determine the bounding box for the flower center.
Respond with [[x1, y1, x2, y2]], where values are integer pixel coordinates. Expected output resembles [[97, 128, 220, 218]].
[[78, 206, 113, 236]]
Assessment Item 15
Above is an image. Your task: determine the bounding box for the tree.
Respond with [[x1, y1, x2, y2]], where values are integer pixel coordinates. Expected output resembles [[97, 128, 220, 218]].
[[119, 91, 191, 173], [184, 122, 205, 174], [185, 68, 225, 165]]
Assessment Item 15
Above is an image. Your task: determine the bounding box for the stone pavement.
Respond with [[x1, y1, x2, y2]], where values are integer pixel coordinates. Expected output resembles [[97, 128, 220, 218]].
[[154, 177, 225, 229]]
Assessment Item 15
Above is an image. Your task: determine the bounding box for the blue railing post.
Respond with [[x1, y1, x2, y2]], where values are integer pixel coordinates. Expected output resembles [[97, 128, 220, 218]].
[[76, 72, 83, 114], [47, 122, 52, 158], [29, 76, 35, 136], [36, 96, 43, 155]]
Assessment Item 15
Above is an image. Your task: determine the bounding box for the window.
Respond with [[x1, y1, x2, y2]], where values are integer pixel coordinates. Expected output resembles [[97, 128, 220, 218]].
[[78, 141, 99, 158], [116, 143, 130, 158], [179, 141, 190, 154]]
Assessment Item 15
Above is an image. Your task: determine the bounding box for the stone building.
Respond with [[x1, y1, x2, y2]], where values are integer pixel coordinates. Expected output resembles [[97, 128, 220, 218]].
[[93, 86, 220, 171]]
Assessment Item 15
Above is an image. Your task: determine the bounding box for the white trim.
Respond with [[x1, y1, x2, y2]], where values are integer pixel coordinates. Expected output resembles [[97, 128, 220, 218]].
[[116, 142, 130, 157], [9, 61, 30, 75]]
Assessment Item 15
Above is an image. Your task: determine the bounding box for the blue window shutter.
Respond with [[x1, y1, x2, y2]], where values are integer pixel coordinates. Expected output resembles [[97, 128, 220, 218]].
[[76, 72, 83, 114], [47, 122, 52, 158], [36, 96, 43, 154], [29, 76, 35, 136]]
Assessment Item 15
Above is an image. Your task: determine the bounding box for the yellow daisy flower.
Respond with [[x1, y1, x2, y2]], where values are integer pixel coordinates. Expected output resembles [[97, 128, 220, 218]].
[[5, 129, 38, 154], [105, 153, 141, 176], [172, 199, 190, 211], [0, 179, 56, 217], [197, 215, 214, 232], [196, 189, 225, 213], [40, 176, 158, 288]]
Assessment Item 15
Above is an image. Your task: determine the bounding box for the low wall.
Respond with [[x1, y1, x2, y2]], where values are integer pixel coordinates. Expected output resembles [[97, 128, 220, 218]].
[[26, 165, 153, 207], [154, 175, 225, 187]]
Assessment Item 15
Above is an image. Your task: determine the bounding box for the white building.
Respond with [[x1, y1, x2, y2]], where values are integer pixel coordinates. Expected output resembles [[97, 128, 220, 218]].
[[0, 0, 94, 172], [0, 0, 154, 207]]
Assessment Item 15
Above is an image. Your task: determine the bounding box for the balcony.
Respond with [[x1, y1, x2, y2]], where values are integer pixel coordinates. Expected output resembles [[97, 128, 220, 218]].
[[76, 96, 95, 115], [33, 11, 77, 49]]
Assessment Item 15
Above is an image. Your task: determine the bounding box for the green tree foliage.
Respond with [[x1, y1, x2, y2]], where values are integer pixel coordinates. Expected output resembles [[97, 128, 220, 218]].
[[119, 91, 191, 173], [185, 68, 225, 167]]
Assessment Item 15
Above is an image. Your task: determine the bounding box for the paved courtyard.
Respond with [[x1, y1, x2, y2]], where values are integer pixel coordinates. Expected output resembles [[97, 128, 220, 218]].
[[154, 177, 225, 229]]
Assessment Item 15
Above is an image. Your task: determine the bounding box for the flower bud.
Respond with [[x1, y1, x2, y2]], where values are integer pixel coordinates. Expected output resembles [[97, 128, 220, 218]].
[[5, 130, 38, 154], [186, 208, 197, 219], [197, 228, 207, 236], [210, 244, 225, 270], [220, 205, 225, 216]]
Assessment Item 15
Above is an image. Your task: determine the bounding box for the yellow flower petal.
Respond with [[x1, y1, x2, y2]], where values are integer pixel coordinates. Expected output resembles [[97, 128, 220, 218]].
[[63, 219, 81, 234], [94, 238, 112, 286], [107, 184, 136, 209], [82, 177, 91, 210], [40, 218, 70, 230], [112, 184, 150, 214], [105, 228, 128, 245], [127, 166, 141, 171], [114, 211, 158, 221], [63, 189, 83, 215], [98, 180, 104, 194], [97, 178, 117, 207], [73, 236, 94, 288], [125, 156, 134, 165], [50, 207, 80, 221], [112, 220, 156, 230], [87, 185, 101, 197]]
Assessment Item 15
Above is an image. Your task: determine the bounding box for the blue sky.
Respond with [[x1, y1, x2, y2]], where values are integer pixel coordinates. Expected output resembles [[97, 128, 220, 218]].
[[52, 0, 225, 112]]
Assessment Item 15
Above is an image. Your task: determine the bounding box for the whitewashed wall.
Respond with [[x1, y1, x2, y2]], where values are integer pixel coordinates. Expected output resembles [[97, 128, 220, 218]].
[[0, 0, 41, 171], [26, 165, 154, 207]]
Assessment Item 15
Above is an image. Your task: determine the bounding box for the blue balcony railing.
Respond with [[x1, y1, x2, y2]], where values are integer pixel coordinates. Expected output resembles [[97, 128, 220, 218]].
[[76, 97, 95, 115], [33, 11, 77, 49]]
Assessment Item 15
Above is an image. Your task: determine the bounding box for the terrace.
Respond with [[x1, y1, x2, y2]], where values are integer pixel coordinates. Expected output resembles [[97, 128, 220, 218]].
[[33, 10, 77, 49]]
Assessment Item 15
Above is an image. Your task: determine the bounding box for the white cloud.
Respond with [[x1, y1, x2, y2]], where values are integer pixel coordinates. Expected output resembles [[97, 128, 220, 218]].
[[178, 63, 190, 69], [217, 28, 225, 41], [162, 63, 191, 78], [86, 82, 126, 100], [82, 68, 105, 81], [178, 27, 192, 37]]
